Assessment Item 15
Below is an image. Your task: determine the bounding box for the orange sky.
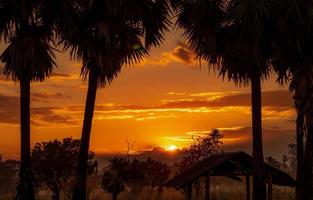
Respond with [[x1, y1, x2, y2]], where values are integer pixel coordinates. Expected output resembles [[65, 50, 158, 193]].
[[0, 30, 296, 160]]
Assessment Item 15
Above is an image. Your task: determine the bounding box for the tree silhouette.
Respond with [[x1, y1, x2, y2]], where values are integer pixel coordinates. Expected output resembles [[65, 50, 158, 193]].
[[270, 0, 313, 199], [144, 158, 171, 191], [173, 129, 223, 198], [32, 138, 97, 200], [101, 158, 129, 200], [101, 157, 171, 199], [177, 129, 224, 171], [53, 1, 171, 199], [0, 159, 18, 198], [0, 1, 56, 199], [101, 170, 125, 200], [171, 1, 273, 198]]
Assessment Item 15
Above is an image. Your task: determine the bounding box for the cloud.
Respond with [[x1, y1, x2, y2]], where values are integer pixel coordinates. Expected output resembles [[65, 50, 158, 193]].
[[51, 72, 71, 78], [161, 90, 293, 108], [137, 45, 196, 67], [164, 126, 295, 158], [66, 90, 294, 122], [31, 91, 71, 102], [171, 46, 195, 64], [50, 73, 79, 81], [0, 94, 20, 124], [0, 90, 295, 126], [31, 107, 80, 126], [0, 94, 79, 126]]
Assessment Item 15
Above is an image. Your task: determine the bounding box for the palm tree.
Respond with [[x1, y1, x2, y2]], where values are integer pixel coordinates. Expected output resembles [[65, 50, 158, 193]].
[[271, 1, 313, 198], [54, 1, 170, 199], [171, 0, 272, 199], [0, 1, 56, 199]]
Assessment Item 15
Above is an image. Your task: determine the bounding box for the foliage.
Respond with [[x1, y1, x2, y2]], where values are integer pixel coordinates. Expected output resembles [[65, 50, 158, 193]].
[[144, 158, 171, 190], [32, 138, 97, 199], [55, 0, 171, 86], [176, 128, 223, 173], [0, 0, 56, 82], [101, 157, 171, 199], [101, 170, 125, 200], [0, 160, 18, 197], [265, 143, 297, 176], [172, 0, 273, 84]]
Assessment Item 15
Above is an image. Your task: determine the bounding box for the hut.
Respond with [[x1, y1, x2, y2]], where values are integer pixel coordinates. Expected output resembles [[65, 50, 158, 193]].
[[166, 151, 295, 200]]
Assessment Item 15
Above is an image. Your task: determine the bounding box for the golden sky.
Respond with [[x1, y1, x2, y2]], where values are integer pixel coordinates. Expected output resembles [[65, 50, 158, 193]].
[[0, 30, 296, 160]]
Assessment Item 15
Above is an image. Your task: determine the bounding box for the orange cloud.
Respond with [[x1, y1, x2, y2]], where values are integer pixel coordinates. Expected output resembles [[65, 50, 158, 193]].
[[136, 45, 196, 67], [0, 90, 294, 126]]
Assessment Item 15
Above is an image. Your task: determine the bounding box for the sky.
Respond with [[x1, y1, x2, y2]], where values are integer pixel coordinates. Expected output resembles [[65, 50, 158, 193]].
[[0, 29, 296, 160]]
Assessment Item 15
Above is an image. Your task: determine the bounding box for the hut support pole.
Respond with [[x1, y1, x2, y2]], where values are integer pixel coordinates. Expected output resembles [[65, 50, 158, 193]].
[[246, 175, 250, 200], [267, 175, 272, 200], [205, 175, 210, 200], [187, 182, 192, 200]]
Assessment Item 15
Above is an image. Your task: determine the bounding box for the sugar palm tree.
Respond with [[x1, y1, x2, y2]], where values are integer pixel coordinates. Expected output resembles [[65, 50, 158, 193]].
[[55, 1, 170, 199], [171, 0, 272, 199], [271, 0, 313, 199], [0, 1, 56, 199]]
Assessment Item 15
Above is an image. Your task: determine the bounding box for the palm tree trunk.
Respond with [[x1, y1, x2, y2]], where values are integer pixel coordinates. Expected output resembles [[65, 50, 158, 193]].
[[15, 78, 35, 200], [302, 113, 313, 200], [250, 72, 266, 200], [112, 193, 117, 200], [72, 71, 98, 200], [52, 187, 60, 200], [295, 109, 304, 200]]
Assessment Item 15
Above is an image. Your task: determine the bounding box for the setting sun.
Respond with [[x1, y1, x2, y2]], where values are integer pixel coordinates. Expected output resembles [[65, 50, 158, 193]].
[[166, 145, 177, 152]]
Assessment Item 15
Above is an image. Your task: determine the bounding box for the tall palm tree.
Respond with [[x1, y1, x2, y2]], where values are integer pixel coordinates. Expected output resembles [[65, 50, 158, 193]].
[[55, 1, 170, 199], [0, 1, 56, 199], [271, 1, 313, 198], [171, 0, 272, 199]]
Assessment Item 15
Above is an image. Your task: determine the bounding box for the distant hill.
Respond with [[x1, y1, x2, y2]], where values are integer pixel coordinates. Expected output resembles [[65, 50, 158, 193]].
[[96, 147, 184, 168]]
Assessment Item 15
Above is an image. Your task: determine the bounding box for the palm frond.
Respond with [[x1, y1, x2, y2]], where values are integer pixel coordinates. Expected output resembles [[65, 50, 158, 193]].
[[60, 0, 170, 86], [173, 0, 272, 86], [0, 25, 56, 82]]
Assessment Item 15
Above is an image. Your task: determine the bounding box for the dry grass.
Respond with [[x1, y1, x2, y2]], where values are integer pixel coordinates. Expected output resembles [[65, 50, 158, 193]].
[[0, 177, 295, 200]]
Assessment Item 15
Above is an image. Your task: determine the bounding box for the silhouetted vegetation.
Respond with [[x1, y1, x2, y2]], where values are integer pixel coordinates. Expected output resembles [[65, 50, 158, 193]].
[[176, 129, 223, 172], [171, 0, 273, 197], [1, 0, 313, 199], [0, 159, 18, 199], [266, 144, 297, 177], [101, 156, 171, 200], [31, 138, 97, 200], [48, 1, 172, 198], [0, 0, 56, 198], [173, 129, 223, 198]]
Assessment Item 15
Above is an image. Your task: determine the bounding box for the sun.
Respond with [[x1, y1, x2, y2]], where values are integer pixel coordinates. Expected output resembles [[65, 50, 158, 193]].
[[166, 145, 177, 152]]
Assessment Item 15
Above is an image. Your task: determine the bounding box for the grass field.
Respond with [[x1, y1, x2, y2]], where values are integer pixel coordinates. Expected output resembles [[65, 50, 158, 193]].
[[0, 177, 295, 200]]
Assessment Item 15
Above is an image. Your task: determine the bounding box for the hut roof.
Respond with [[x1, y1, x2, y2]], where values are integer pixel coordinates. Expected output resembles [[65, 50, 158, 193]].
[[166, 151, 295, 188]]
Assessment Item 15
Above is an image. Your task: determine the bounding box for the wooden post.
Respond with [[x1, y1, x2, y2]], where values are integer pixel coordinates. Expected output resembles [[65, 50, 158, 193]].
[[187, 182, 192, 200], [246, 176, 250, 200], [267, 175, 273, 200], [205, 175, 210, 200]]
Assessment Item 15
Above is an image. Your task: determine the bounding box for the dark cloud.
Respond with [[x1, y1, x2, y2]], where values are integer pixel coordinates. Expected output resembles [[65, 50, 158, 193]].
[[0, 90, 294, 126], [0, 94, 78, 126], [0, 94, 20, 124], [31, 107, 79, 126], [51, 72, 71, 78], [172, 46, 195, 64], [218, 90, 293, 107], [161, 90, 293, 109], [220, 126, 295, 159], [68, 90, 293, 113], [31, 92, 71, 102]]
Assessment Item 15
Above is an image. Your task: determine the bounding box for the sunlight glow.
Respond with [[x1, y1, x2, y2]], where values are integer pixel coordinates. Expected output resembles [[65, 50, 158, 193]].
[[166, 145, 177, 151]]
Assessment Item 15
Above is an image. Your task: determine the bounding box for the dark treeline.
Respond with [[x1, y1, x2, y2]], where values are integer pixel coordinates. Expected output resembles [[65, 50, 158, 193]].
[[0, 0, 313, 200]]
